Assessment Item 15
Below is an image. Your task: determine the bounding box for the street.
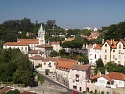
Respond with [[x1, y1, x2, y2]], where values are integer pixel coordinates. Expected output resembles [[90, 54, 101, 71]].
[[37, 71, 82, 94]]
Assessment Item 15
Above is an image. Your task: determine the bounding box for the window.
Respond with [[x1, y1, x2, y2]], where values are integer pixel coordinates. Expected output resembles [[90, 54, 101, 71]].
[[75, 74, 79, 82], [119, 50, 121, 54], [25, 47, 27, 52], [48, 62, 51, 67], [105, 55, 107, 60], [105, 49, 107, 53], [105, 44, 107, 47], [95, 54, 96, 59], [73, 86, 77, 89], [44, 62, 46, 65], [113, 50, 115, 52], [113, 55, 115, 59], [80, 87, 82, 91], [119, 44, 121, 49], [21, 47, 23, 51]]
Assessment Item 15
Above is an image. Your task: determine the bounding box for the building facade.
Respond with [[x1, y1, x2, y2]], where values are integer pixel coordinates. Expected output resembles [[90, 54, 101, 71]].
[[68, 64, 91, 92], [101, 39, 125, 65]]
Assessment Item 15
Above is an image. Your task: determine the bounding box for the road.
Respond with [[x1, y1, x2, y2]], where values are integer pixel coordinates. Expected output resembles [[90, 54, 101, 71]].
[[37, 71, 82, 94]]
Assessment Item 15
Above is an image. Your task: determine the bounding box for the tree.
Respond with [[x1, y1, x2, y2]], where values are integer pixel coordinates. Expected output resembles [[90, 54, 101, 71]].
[[0, 48, 34, 86], [96, 58, 104, 68], [105, 61, 118, 72], [49, 50, 58, 57], [78, 54, 89, 64], [6, 89, 20, 94]]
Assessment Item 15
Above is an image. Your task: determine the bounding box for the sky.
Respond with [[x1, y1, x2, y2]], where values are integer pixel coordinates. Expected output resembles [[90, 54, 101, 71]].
[[0, 0, 125, 29]]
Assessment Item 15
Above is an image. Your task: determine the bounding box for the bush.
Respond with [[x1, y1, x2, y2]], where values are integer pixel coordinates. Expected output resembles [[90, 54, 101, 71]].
[[34, 72, 44, 84]]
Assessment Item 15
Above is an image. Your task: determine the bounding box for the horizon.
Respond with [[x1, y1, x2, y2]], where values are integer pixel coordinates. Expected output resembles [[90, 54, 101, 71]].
[[0, 0, 125, 29]]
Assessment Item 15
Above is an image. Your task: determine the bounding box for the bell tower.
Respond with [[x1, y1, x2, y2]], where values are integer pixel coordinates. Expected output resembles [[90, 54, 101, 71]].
[[38, 24, 45, 44]]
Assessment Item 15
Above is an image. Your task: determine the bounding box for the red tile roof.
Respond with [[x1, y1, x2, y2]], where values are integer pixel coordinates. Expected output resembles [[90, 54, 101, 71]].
[[28, 50, 43, 54], [56, 58, 78, 71], [3, 39, 39, 46], [3, 42, 28, 46], [93, 44, 102, 50], [0, 86, 13, 94], [21, 91, 35, 94], [71, 64, 90, 71], [62, 37, 74, 42], [91, 74, 101, 79], [49, 42, 60, 45], [88, 32, 99, 40], [43, 57, 57, 62], [36, 44, 53, 48], [100, 72, 125, 82], [18, 39, 39, 44], [105, 40, 118, 49]]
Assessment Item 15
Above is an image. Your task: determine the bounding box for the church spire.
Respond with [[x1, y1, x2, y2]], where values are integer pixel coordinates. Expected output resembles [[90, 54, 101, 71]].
[[38, 24, 45, 33], [38, 23, 45, 44]]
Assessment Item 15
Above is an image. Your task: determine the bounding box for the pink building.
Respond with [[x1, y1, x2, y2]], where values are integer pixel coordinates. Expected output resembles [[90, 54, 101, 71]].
[[68, 64, 91, 92]]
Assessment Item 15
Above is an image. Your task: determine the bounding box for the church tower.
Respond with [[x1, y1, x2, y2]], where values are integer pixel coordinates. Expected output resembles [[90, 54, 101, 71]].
[[38, 24, 45, 45]]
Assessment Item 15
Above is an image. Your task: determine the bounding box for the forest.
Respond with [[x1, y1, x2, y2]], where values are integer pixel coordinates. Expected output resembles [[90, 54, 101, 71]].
[[0, 48, 34, 86]]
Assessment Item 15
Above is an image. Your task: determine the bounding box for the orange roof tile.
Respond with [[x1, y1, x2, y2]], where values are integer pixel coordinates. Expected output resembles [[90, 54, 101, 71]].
[[94, 44, 102, 50], [21, 91, 35, 94], [104, 40, 118, 49], [36, 44, 53, 48], [49, 42, 60, 45], [62, 37, 75, 42], [71, 64, 90, 71], [91, 74, 101, 79], [28, 50, 43, 54], [56, 58, 78, 71], [88, 32, 99, 40], [18, 39, 39, 44], [99, 72, 125, 82], [43, 57, 57, 62], [3, 42, 28, 46], [0, 86, 13, 94]]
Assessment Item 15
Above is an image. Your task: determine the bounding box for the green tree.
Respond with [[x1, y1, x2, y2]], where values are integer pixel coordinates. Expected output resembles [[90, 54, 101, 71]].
[[0, 48, 34, 86], [79, 54, 89, 64], [105, 61, 118, 72], [6, 89, 20, 94], [50, 50, 58, 57], [96, 58, 104, 68]]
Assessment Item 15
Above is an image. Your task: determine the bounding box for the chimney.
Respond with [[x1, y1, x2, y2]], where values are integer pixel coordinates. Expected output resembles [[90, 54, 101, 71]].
[[102, 39, 104, 44], [111, 39, 112, 44]]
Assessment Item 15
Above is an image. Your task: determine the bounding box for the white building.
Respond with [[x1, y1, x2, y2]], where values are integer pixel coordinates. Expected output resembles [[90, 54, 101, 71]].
[[29, 55, 43, 67], [49, 42, 62, 52], [40, 57, 57, 73], [101, 39, 125, 65], [3, 24, 45, 54], [96, 72, 125, 88], [88, 44, 102, 65]]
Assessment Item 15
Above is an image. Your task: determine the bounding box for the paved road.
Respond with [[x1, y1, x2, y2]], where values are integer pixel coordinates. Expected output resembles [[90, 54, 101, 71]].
[[37, 71, 82, 94]]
